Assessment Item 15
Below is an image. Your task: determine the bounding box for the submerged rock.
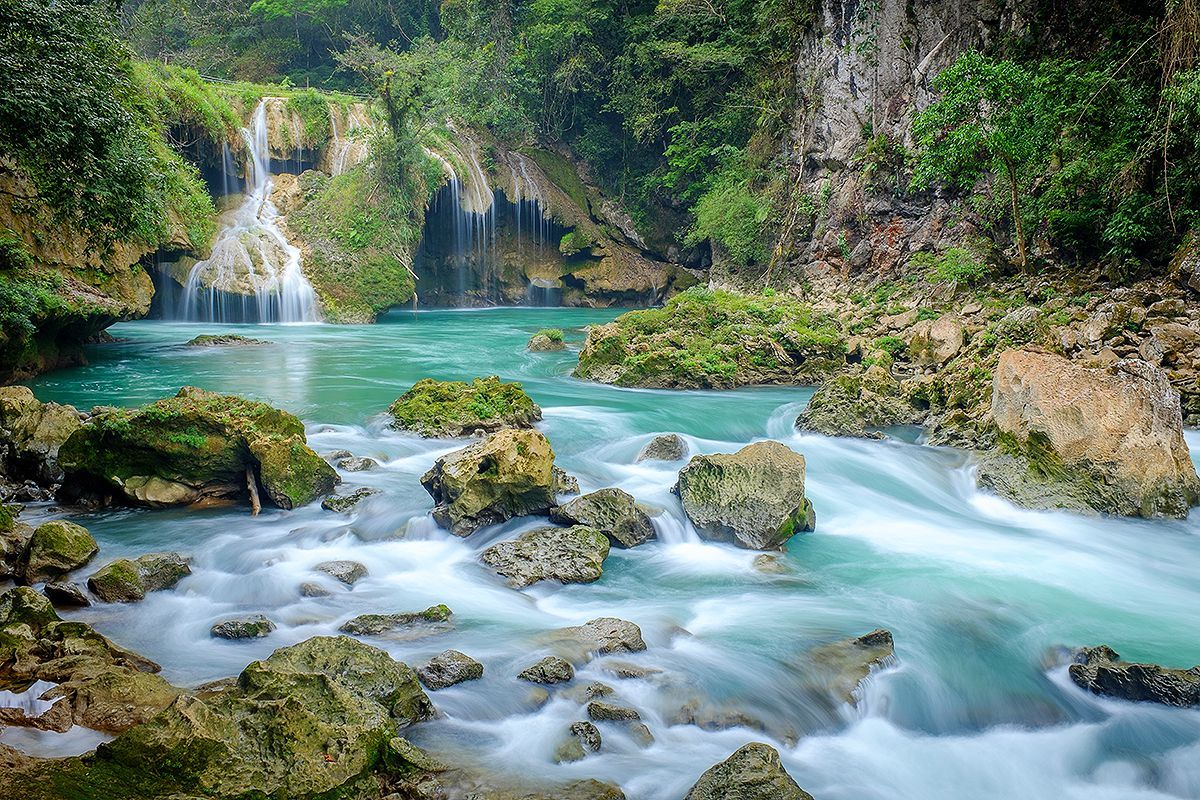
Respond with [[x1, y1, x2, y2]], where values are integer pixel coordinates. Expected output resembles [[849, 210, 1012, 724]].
[[803, 628, 896, 704], [636, 433, 688, 462], [550, 488, 656, 548], [978, 349, 1200, 517], [421, 428, 558, 536], [555, 721, 602, 763], [58, 387, 338, 510], [185, 334, 270, 347], [389, 375, 542, 437], [481, 525, 610, 588], [87, 552, 191, 603], [18, 520, 98, 584], [684, 742, 813, 800], [1068, 645, 1200, 707], [552, 617, 647, 660], [210, 614, 276, 640], [0, 587, 179, 734], [518, 655, 575, 684], [0, 386, 81, 485], [417, 649, 484, 689], [315, 559, 368, 585], [674, 440, 815, 550], [321, 487, 380, 513], [340, 604, 453, 638]]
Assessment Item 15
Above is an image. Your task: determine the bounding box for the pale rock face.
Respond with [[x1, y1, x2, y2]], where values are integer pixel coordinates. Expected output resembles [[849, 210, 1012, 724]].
[[907, 313, 965, 365], [979, 348, 1200, 518]]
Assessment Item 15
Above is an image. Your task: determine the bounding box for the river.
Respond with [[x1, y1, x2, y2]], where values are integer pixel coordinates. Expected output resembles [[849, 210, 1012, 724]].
[[9, 307, 1200, 799]]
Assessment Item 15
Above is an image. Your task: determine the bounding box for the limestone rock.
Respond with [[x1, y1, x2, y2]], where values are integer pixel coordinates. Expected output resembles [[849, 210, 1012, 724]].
[[796, 365, 915, 438], [803, 629, 896, 705], [0, 386, 81, 485], [518, 655, 575, 684], [1068, 645, 1200, 707], [550, 488, 656, 548], [528, 331, 567, 352], [552, 618, 647, 660], [42, 581, 90, 607], [684, 742, 813, 800], [321, 487, 380, 513], [636, 433, 688, 462], [907, 313, 965, 365], [587, 700, 640, 722], [979, 349, 1200, 517], [674, 441, 815, 550], [421, 429, 558, 536], [555, 721, 602, 763], [337, 456, 377, 471], [417, 649, 484, 689], [390, 376, 542, 437], [20, 520, 98, 583], [316, 559, 368, 585], [481, 525, 610, 588], [210, 614, 276, 640], [340, 604, 453, 638], [553, 465, 581, 496], [87, 553, 191, 603], [58, 387, 337, 510], [185, 334, 270, 347]]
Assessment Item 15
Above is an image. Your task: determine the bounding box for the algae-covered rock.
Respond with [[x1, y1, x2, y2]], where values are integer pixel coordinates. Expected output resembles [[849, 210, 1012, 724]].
[[321, 486, 380, 512], [421, 428, 558, 536], [636, 433, 688, 462], [20, 520, 98, 583], [340, 604, 453, 638], [390, 376, 542, 437], [528, 329, 567, 352], [684, 742, 813, 800], [87, 553, 191, 603], [674, 441, 815, 550], [1068, 645, 1200, 707], [481, 525, 610, 588], [519, 655, 575, 684], [58, 387, 337, 510], [796, 365, 916, 438], [185, 334, 270, 347], [210, 614, 276, 640], [337, 455, 377, 471], [587, 700, 640, 722], [978, 349, 1200, 517], [417, 649, 484, 689], [550, 488, 656, 548], [0, 587, 179, 734], [0, 386, 81, 485], [86, 636, 434, 799], [574, 287, 845, 389]]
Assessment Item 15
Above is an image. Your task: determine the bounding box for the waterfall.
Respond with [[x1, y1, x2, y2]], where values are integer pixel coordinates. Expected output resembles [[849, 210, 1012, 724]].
[[174, 100, 319, 323]]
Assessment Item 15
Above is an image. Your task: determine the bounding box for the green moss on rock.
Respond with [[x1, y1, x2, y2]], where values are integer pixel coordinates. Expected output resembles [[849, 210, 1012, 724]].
[[574, 287, 846, 389], [389, 376, 542, 438], [21, 520, 98, 583]]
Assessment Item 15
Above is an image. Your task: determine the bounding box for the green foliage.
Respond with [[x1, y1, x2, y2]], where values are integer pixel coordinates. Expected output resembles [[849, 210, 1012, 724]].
[[684, 161, 772, 266], [388, 376, 540, 436], [873, 336, 908, 357], [286, 89, 334, 148], [536, 328, 565, 342], [912, 248, 988, 286]]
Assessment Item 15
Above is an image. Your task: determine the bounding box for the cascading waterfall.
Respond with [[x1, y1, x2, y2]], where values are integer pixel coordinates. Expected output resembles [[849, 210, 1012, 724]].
[[174, 100, 319, 323]]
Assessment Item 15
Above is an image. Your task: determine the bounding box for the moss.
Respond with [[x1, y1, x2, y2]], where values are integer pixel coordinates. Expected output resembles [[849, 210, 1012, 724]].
[[389, 376, 542, 438], [574, 286, 846, 389], [23, 520, 98, 581], [521, 148, 590, 212], [537, 328, 565, 342], [286, 89, 334, 149], [250, 435, 339, 510], [87, 559, 145, 603]]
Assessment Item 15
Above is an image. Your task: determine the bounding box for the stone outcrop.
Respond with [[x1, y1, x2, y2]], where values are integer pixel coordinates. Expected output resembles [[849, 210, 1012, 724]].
[[636, 433, 688, 462], [87, 553, 191, 603], [417, 649, 484, 689], [802, 629, 896, 705], [550, 488, 656, 548], [1068, 646, 1200, 708], [0, 387, 81, 486], [519, 655, 575, 684], [796, 365, 916, 438], [674, 441, 816, 550], [321, 486, 380, 512], [210, 614, 276, 640], [528, 330, 566, 352], [58, 387, 338, 511], [977, 349, 1200, 518], [18, 520, 98, 583], [481, 525, 610, 588], [0, 587, 180, 734], [551, 618, 647, 661], [684, 743, 813, 800], [421, 428, 558, 535], [316, 559, 368, 585], [389, 376, 542, 437]]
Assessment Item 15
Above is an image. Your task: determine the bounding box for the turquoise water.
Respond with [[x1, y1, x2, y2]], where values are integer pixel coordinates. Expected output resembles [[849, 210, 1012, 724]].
[[10, 308, 1200, 799]]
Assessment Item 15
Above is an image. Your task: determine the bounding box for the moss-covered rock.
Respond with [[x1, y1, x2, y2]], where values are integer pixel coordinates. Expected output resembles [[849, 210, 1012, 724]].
[[58, 386, 337, 510], [389, 376, 542, 438], [340, 604, 454, 637], [550, 488, 656, 548], [184, 334, 270, 347], [209, 614, 276, 640], [684, 742, 813, 800], [574, 287, 846, 389], [674, 441, 815, 550], [481, 525, 610, 588], [416, 649, 484, 689], [421, 428, 559, 535], [87, 553, 191, 603], [0, 386, 81, 484], [528, 329, 566, 352], [20, 520, 98, 583], [796, 365, 918, 438]]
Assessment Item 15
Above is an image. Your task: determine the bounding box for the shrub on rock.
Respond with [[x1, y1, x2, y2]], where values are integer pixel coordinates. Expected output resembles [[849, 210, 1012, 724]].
[[389, 376, 542, 437]]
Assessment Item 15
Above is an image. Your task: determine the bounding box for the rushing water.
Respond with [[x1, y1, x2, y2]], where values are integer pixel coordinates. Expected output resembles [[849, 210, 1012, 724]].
[[12, 308, 1200, 799]]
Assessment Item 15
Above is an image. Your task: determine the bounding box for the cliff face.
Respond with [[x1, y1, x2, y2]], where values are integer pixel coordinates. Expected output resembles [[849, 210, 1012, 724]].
[[712, 0, 1027, 292]]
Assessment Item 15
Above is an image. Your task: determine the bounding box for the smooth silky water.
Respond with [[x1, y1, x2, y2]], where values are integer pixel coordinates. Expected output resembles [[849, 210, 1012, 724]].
[[11, 308, 1200, 799]]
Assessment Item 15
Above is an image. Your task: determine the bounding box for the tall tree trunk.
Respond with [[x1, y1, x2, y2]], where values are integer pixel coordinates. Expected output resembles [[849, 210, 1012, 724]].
[[1005, 159, 1028, 270]]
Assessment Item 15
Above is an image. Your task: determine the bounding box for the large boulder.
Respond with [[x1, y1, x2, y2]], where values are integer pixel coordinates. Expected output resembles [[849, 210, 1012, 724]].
[[19, 520, 98, 583], [1068, 646, 1200, 707], [796, 365, 915, 438], [0, 387, 81, 485], [0, 587, 179, 734], [550, 488, 656, 548], [551, 618, 647, 662], [64, 636, 435, 799], [417, 649, 484, 689], [87, 553, 191, 603], [421, 428, 558, 536], [58, 387, 338, 510], [674, 441, 816, 550], [481, 525, 610, 588], [636, 433, 688, 462], [978, 349, 1200, 517], [389, 376, 542, 437], [684, 742, 813, 800]]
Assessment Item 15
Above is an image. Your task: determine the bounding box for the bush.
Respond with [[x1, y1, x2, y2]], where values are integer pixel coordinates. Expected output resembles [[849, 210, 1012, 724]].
[[536, 328, 565, 342], [912, 248, 988, 286]]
